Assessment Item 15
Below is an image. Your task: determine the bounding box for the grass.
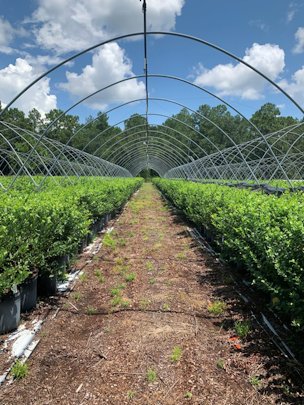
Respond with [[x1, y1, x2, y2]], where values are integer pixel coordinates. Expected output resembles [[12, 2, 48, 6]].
[[162, 303, 170, 311], [111, 296, 122, 306], [103, 233, 116, 249], [86, 306, 98, 315], [234, 320, 251, 339], [71, 291, 82, 301], [148, 278, 156, 285], [127, 390, 136, 399], [125, 272, 136, 282], [146, 261, 154, 272], [139, 298, 151, 310], [117, 238, 127, 247], [249, 375, 261, 387], [146, 368, 157, 383], [207, 300, 227, 315], [10, 360, 28, 380], [94, 269, 105, 283], [110, 288, 122, 297], [175, 251, 187, 260], [216, 359, 225, 369], [170, 346, 182, 362], [78, 272, 87, 282]]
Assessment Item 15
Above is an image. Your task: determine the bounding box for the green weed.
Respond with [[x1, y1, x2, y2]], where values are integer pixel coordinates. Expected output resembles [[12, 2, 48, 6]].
[[10, 360, 28, 380], [207, 301, 226, 315], [249, 375, 261, 387], [170, 346, 182, 362], [71, 292, 82, 301], [78, 272, 87, 282], [234, 320, 251, 339], [103, 233, 116, 249], [86, 306, 97, 315], [125, 272, 136, 282], [146, 368, 157, 383]]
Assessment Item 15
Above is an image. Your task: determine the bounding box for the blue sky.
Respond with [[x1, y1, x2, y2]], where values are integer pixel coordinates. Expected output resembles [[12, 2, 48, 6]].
[[0, 0, 304, 126]]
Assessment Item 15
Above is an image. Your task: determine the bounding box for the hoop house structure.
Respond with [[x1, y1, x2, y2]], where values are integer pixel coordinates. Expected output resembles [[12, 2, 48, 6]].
[[0, 5, 303, 190]]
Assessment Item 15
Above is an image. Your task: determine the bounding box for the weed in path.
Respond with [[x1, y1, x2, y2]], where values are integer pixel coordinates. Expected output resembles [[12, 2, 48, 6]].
[[78, 273, 87, 282], [146, 368, 157, 383], [94, 269, 105, 283], [207, 300, 226, 316], [148, 278, 156, 285], [234, 320, 251, 339], [125, 272, 136, 282], [71, 292, 82, 301], [170, 346, 182, 362], [139, 298, 151, 310], [249, 375, 261, 387], [127, 390, 136, 399], [10, 360, 28, 380], [86, 306, 97, 315], [184, 392, 193, 399], [146, 260, 154, 272], [103, 233, 116, 249], [110, 288, 122, 297], [111, 296, 122, 306], [216, 359, 225, 369], [162, 303, 170, 311]]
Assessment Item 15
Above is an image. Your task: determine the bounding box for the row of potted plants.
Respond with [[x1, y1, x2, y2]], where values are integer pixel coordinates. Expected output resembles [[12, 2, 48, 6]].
[[0, 176, 143, 334]]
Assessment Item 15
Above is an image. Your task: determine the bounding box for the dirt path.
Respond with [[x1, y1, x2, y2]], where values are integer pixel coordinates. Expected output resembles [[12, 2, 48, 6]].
[[0, 183, 302, 404]]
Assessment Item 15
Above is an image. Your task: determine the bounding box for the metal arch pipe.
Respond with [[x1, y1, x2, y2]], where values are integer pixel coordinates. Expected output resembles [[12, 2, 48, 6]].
[[98, 126, 201, 161], [105, 131, 201, 178], [119, 154, 171, 177], [11, 71, 270, 184], [108, 132, 195, 167], [114, 144, 187, 174], [1, 31, 300, 182], [41, 72, 264, 181], [103, 133, 196, 173], [125, 156, 168, 177], [115, 144, 184, 172], [1, 31, 302, 116], [81, 98, 236, 169], [114, 143, 185, 170]]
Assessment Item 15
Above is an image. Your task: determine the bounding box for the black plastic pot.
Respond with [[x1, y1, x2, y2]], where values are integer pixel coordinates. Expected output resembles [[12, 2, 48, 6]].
[[0, 290, 21, 335], [37, 273, 57, 297], [20, 274, 38, 312]]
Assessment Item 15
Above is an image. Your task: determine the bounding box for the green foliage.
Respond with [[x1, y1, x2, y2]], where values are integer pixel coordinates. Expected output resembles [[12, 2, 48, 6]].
[[10, 360, 28, 380], [234, 320, 251, 339], [146, 368, 157, 383], [125, 272, 136, 282], [153, 178, 304, 328], [0, 177, 143, 296], [170, 346, 182, 362], [207, 301, 227, 315]]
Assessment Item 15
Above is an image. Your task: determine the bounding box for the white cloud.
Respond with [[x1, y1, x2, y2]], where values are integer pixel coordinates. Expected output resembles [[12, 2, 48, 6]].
[[0, 58, 57, 115], [31, 0, 185, 53], [194, 43, 285, 100], [60, 43, 145, 110], [293, 27, 304, 53], [279, 66, 304, 106], [0, 17, 16, 54]]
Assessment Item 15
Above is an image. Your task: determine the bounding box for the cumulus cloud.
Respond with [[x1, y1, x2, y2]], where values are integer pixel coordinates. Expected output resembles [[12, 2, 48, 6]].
[[293, 27, 304, 53], [194, 43, 285, 100], [31, 0, 185, 53], [0, 17, 17, 54], [60, 43, 145, 110], [279, 66, 304, 106], [0, 58, 57, 115]]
